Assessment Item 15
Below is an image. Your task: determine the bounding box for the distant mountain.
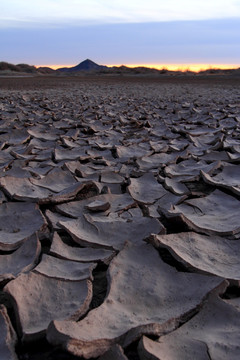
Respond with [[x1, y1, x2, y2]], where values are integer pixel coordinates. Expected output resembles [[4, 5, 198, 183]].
[[57, 59, 107, 72]]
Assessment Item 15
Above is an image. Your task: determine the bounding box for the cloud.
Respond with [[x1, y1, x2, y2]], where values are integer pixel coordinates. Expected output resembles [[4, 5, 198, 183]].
[[0, 0, 240, 28]]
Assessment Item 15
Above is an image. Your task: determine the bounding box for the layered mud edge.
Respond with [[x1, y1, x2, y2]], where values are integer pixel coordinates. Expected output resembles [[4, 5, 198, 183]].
[[0, 75, 239, 360]]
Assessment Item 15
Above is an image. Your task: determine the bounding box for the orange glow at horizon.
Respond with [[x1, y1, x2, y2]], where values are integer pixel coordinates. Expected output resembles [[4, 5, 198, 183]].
[[107, 63, 240, 72], [37, 63, 240, 72], [36, 64, 75, 69]]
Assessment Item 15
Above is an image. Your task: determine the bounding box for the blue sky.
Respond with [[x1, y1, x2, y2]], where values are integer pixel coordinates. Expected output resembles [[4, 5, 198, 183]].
[[0, 0, 240, 68]]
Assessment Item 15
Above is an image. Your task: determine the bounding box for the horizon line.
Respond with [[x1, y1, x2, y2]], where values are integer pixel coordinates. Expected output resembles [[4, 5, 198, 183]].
[[36, 63, 240, 72]]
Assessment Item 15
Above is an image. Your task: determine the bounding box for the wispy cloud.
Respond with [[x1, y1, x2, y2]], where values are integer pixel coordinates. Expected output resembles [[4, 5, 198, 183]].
[[1, 0, 240, 28]]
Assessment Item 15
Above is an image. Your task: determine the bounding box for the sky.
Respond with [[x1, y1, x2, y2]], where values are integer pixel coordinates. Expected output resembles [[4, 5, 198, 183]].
[[0, 0, 240, 70]]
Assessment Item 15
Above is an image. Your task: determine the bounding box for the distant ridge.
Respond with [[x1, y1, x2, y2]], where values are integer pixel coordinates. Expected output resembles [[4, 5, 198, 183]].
[[0, 61, 55, 74], [0, 61, 37, 73], [57, 59, 107, 72], [0, 60, 240, 77]]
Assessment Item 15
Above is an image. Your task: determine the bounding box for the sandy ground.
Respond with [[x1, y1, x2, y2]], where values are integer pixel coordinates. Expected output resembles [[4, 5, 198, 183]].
[[0, 73, 240, 89]]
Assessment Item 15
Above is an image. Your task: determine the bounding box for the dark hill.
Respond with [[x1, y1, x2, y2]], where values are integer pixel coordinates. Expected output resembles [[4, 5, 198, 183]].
[[57, 59, 107, 72], [37, 67, 56, 74], [0, 62, 37, 73]]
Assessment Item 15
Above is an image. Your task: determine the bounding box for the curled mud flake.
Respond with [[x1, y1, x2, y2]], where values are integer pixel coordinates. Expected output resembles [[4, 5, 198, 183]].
[[149, 232, 240, 281], [0, 233, 41, 283], [86, 200, 111, 212], [201, 163, 240, 196], [128, 173, 168, 205], [138, 294, 240, 360], [4, 271, 93, 342], [47, 242, 224, 358], [0, 305, 18, 360], [58, 212, 163, 250], [0, 202, 47, 251], [167, 189, 240, 237]]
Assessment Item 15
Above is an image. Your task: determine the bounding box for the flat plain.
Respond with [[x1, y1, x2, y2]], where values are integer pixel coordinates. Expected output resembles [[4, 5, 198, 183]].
[[0, 74, 240, 360]]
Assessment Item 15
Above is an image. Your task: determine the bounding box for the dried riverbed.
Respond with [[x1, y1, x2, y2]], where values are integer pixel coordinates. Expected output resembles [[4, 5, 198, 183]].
[[0, 75, 240, 360]]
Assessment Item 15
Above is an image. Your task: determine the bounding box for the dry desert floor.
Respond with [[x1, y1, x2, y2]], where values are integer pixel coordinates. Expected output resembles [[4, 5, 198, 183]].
[[0, 75, 240, 360]]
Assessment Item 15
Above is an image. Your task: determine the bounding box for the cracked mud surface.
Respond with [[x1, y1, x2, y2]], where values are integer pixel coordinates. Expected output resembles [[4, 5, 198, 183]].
[[0, 75, 240, 359]]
